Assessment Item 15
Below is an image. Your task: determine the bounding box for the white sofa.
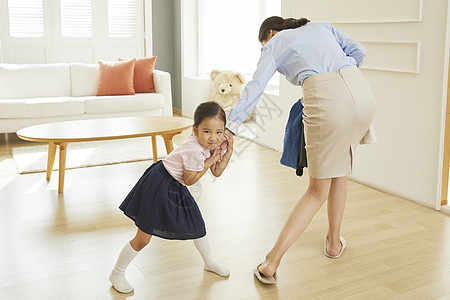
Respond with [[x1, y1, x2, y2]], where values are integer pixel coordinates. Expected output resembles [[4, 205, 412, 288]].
[[0, 63, 173, 133]]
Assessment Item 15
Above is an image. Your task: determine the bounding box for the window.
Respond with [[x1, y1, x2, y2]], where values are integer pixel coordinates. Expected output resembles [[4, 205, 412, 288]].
[[201, 0, 281, 81], [60, 0, 93, 38], [2, 0, 144, 63], [8, 0, 44, 38], [108, 0, 137, 38]]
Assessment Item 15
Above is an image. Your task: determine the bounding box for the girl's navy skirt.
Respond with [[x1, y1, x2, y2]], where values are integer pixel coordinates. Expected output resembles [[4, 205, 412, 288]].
[[119, 160, 206, 240]]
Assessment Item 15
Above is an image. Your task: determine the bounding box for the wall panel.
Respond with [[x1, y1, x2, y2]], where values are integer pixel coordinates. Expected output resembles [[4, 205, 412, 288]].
[[296, 0, 422, 23], [361, 41, 420, 74]]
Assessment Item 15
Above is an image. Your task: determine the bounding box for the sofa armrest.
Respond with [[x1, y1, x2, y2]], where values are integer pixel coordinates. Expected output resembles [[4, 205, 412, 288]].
[[153, 69, 173, 116]]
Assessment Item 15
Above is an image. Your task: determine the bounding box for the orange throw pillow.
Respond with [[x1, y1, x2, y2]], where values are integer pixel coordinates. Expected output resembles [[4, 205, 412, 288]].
[[96, 58, 136, 96], [119, 56, 157, 93]]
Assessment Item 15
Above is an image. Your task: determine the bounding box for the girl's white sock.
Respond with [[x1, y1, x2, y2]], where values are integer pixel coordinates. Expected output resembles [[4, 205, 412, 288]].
[[109, 242, 139, 293], [194, 236, 230, 277]]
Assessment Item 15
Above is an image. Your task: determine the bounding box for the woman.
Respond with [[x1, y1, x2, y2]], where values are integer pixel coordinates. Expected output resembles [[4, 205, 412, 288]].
[[225, 16, 376, 284]]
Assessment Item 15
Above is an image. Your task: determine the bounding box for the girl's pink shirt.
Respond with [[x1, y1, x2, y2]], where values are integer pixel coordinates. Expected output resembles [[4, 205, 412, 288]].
[[162, 134, 211, 185]]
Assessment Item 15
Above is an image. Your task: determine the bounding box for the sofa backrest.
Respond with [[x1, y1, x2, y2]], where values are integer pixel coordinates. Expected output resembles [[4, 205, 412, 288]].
[[0, 63, 71, 99], [70, 63, 99, 97]]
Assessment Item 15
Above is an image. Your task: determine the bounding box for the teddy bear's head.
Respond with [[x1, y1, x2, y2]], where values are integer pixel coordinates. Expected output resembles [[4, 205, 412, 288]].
[[210, 69, 245, 96]]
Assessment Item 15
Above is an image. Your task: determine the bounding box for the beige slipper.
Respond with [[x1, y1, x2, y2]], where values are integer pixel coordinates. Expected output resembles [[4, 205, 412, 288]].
[[253, 263, 277, 284], [324, 236, 347, 259]]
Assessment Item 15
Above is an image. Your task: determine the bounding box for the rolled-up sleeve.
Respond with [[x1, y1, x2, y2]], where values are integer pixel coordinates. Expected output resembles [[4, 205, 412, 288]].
[[226, 47, 277, 134]]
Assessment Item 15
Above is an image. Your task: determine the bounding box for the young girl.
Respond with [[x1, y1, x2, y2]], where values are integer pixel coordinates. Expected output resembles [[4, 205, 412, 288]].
[[109, 101, 233, 294]]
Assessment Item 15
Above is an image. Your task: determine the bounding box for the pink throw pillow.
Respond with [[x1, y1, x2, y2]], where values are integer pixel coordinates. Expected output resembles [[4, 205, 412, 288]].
[[119, 56, 157, 93], [96, 58, 136, 96]]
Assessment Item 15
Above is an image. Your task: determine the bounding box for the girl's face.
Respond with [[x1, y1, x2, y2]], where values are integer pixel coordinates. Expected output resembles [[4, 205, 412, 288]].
[[193, 116, 225, 150]]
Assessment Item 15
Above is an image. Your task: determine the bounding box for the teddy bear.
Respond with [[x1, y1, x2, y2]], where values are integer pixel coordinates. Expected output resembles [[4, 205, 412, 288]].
[[208, 69, 253, 122]]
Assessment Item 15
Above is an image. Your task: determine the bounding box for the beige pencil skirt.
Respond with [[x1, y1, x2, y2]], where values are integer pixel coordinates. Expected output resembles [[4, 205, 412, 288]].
[[302, 65, 376, 179]]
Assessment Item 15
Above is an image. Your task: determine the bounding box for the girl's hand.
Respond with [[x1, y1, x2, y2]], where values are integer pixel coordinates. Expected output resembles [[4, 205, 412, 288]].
[[212, 147, 222, 157], [205, 152, 220, 168], [184, 153, 220, 186]]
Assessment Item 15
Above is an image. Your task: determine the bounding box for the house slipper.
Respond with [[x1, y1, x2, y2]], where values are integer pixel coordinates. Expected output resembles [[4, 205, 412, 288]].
[[324, 236, 347, 259], [253, 263, 277, 284]]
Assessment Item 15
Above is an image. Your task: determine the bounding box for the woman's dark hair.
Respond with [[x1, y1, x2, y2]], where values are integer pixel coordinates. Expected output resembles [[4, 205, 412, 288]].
[[193, 101, 226, 127], [258, 16, 310, 42]]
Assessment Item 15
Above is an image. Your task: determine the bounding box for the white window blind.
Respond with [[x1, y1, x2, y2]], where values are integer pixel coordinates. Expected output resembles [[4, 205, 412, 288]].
[[108, 0, 137, 38], [60, 0, 92, 38], [8, 0, 44, 38]]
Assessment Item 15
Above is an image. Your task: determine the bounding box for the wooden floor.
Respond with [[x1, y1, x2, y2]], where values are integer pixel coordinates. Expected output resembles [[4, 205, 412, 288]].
[[1, 129, 450, 300]]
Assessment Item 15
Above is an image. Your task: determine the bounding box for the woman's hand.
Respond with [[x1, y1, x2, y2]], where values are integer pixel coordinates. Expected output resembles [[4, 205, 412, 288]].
[[223, 130, 233, 156], [218, 128, 234, 159], [218, 138, 228, 159], [225, 128, 235, 136]]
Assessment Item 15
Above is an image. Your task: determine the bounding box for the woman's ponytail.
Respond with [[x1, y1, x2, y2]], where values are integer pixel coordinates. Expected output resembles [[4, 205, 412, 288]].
[[282, 18, 310, 30], [259, 16, 310, 42]]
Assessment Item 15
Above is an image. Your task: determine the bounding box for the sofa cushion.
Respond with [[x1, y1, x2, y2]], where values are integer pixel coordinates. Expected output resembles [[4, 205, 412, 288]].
[[96, 59, 136, 96], [71, 63, 99, 97], [83, 93, 163, 114], [0, 97, 85, 118], [0, 63, 71, 99], [119, 56, 157, 93]]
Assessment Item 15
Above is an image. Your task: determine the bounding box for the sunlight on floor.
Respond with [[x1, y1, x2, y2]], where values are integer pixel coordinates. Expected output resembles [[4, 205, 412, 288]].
[[0, 158, 18, 190]]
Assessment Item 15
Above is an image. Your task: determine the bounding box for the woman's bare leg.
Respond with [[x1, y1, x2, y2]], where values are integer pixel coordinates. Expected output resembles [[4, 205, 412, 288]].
[[326, 176, 347, 256], [258, 177, 332, 277]]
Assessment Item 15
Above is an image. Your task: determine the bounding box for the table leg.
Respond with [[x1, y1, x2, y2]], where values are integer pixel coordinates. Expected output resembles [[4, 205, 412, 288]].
[[162, 132, 180, 155], [151, 136, 158, 162], [46, 142, 57, 181], [57, 142, 68, 194]]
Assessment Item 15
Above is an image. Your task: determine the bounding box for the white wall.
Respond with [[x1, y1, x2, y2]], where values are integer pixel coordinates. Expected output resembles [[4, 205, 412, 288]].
[[286, 0, 450, 209]]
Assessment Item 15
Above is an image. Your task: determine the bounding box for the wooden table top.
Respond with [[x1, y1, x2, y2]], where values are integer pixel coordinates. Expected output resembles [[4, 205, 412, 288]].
[[16, 116, 194, 143]]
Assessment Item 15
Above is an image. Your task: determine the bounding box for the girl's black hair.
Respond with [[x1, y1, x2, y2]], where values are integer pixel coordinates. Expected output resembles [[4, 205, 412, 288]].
[[258, 16, 310, 42], [193, 101, 226, 127]]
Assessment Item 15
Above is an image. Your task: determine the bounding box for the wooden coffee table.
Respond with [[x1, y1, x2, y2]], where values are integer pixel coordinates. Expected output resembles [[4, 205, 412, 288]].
[[16, 116, 193, 194]]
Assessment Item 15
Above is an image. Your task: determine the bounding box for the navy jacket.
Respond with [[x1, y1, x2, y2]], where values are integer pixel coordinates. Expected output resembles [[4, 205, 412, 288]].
[[280, 98, 307, 176]]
